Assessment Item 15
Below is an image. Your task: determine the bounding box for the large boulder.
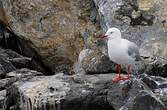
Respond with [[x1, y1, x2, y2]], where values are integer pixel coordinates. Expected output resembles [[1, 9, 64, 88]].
[[0, 0, 101, 74]]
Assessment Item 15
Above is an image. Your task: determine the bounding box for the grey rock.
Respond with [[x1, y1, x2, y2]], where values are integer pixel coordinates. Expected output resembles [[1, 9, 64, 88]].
[[3, 68, 43, 91], [140, 73, 167, 90], [8, 57, 31, 69], [6, 73, 115, 110], [0, 57, 16, 74], [0, 64, 5, 77], [140, 37, 167, 77], [0, 90, 6, 110], [107, 78, 146, 110], [6, 73, 167, 110], [0, 48, 45, 75], [5, 68, 43, 110], [0, 68, 43, 102], [0, 78, 10, 90], [140, 75, 167, 107], [79, 49, 115, 74], [0, 49, 22, 59], [6, 68, 43, 78], [132, 91, 166, 110], [0, 48, 34, 76]]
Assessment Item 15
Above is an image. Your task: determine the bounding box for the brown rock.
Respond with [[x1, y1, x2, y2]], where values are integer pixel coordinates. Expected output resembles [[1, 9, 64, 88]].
[[1, 0, 101, 73]]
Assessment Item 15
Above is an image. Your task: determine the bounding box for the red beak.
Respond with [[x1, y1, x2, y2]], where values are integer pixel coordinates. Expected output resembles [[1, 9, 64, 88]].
[[97, 34, 108, 40]]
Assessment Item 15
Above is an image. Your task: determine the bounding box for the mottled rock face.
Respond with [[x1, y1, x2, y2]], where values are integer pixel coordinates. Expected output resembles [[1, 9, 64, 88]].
[[140, 37, 167, 77], [93, 0, 167, 45], [1, 0, 101, 73], [79, 49, 115, 74], [140, 37, 167, 59]]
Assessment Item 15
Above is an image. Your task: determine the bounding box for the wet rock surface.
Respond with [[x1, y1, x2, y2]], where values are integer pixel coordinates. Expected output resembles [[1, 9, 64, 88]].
[[5, 73, 167, 110]]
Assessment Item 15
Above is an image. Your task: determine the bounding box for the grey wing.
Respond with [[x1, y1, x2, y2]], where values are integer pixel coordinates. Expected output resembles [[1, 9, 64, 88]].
[[127, 42, 141, 61]]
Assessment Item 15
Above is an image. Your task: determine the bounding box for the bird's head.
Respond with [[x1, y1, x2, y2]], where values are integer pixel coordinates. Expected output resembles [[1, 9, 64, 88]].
[[98, 27, 121, 40]]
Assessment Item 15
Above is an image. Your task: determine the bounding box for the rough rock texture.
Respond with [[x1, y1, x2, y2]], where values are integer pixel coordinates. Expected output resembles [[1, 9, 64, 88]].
[[0, 68, 42, 91], [140, 37, 167, 77], [0, 0, 167, 110], [0, 48, 37, 77], [6, 73, 167, 110], [93, 0, 167, 37], [0, 90, 6, 110], [79, 49, 115, 74], [5, 69, 43, 110], [0, 68, 43, 110], [0, 47, 49, 74], [0, 48, 17, 76], [93, 0, 167, 77], [132, 90, 165, 110], [1, 0, 101, 73]]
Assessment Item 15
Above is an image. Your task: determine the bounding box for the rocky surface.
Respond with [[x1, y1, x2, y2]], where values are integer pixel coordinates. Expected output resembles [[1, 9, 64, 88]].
[[0, 0, 167, 110], [79, 49, 115, 74], [4, 73, 167, 110], [140, 37, 167, 77], [0, 47, 44, 110], [0, 68, 43, 110]]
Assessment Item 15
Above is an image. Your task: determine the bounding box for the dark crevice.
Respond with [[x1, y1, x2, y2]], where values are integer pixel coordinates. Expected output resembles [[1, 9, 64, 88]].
[[0, 21, 53, 75], [61, 97, 115, 110], [0, 87, 5, 91]]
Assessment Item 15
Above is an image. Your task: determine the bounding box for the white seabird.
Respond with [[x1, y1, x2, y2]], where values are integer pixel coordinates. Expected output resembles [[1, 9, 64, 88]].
[[98, 27, 141, 83]]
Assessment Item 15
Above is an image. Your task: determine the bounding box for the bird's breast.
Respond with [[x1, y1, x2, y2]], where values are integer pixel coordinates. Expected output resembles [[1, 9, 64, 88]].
[[107, 42, 134, 64]]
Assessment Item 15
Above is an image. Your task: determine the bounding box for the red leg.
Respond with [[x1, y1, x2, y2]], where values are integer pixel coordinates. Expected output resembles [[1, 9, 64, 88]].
[[127, 65, 131, 78], [121, 65, 131, 80], [113, 64, 124, 83], [112, 64, 131, 83], [116, 64, 121, 78]]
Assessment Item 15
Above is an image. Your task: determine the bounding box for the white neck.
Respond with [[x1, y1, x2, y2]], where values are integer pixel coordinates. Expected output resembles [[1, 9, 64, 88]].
[[107, 34, 121, 49], [108, 33, 121, 41]]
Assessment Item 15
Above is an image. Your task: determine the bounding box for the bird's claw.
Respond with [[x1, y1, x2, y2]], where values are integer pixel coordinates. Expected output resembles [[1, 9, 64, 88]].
[[112, 75, 130, 83]]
